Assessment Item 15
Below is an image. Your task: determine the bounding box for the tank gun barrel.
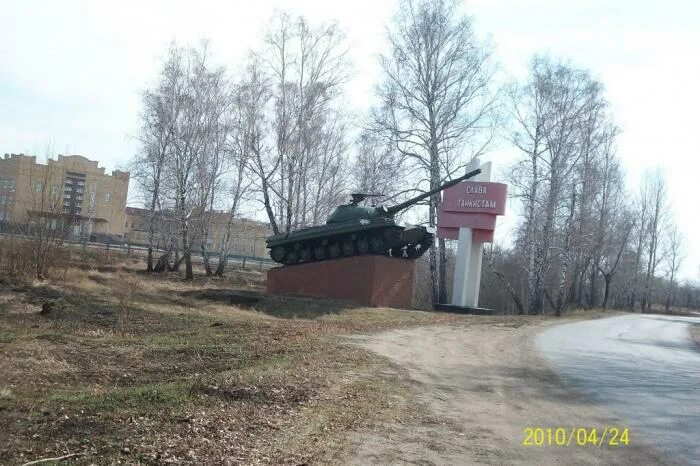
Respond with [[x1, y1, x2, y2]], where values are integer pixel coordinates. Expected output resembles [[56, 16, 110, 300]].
[[385, 168, 482, 216]]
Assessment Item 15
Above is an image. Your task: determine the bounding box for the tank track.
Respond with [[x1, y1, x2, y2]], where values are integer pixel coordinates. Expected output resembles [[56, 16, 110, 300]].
[[269, 227, 433, 265]]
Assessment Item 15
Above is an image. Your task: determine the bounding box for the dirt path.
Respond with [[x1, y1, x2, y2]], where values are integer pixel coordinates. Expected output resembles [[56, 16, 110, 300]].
[[346, 320, 674, 465]]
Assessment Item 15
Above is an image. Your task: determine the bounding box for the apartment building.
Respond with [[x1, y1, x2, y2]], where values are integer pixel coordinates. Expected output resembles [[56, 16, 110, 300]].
[[124, 207, 270, 259], [0, 153, 129, 239]]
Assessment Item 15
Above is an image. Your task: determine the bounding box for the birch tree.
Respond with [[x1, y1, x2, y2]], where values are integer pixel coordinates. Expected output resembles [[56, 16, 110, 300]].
[[351, 131, 405, 201], [215, 61, 264, 276], [252, 13, 350, 234], [640, 168, 668, 311], [373, 0, 497, 304], [133, 44, 181, 272], [509, 56, 606, 314], [664, 224, 683, 311]]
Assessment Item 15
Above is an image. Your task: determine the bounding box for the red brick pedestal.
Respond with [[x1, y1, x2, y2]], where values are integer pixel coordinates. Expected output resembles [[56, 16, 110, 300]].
[[266, 256, 416, 309]]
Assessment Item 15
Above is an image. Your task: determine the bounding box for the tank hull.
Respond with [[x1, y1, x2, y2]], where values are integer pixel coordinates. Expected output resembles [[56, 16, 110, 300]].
[[266, 217, 433, 265]]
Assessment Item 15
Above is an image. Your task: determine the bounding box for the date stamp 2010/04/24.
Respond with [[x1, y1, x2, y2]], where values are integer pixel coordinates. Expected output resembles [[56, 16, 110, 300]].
[[522, 427, 630, 447]]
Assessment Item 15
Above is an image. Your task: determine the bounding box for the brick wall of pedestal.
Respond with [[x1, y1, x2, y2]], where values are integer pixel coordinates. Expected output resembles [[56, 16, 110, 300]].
[[266, 255, 416, 309]]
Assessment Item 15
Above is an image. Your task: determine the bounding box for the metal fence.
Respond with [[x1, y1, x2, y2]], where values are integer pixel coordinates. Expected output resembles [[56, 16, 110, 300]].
[[0, 231, 275, 271]]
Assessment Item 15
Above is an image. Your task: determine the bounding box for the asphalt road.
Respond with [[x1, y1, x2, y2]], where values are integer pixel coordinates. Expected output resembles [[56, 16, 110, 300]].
[[537, 314, 700, 465]]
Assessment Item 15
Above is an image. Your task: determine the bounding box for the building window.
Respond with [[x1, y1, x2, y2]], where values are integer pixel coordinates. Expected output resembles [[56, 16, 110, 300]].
[[51, 185, 58, 194], [34, 181, 43, 192], [9, 180, 14, 189], [105, 192, 111, 202]]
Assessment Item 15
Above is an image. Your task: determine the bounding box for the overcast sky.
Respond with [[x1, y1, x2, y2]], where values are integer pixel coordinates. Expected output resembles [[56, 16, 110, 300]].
[[1, 0, 698, 280]]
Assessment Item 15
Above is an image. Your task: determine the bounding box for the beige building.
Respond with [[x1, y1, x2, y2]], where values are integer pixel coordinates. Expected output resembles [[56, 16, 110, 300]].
[[124, 208, 270, 259], [0, 153, 129, 239]]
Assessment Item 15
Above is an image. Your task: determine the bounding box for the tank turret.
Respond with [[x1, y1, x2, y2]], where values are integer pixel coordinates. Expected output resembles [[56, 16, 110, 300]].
[[266, 168, 481, 264]]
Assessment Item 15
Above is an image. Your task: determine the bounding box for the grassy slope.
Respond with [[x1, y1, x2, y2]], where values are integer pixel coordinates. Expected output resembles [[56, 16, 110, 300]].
[[0, 258, 468, 465]]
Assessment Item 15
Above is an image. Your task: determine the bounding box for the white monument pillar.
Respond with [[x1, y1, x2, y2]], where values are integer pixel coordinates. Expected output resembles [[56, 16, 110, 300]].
[[451, 158, 491, 308]]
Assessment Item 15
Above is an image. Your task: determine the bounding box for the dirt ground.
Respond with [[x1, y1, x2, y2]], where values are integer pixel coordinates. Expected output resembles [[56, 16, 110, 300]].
[[0, 251, 470, 465], [345, 318, 673, 465], [2, 245, 691, 464]]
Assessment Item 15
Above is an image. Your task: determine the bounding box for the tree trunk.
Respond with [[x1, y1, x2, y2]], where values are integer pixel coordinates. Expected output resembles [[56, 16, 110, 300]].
[[488, 265, 526, 315], [524, 133, 540, 315], [179, 190, 193, 280], [201, 237, 212, 276], [146, 174, 161, 273], [261, 175, 279, 235], [215, 201, 238, 277], [602, 274, 612, 310], [438, 237, 448, 304], [555, 190, 576, 315]]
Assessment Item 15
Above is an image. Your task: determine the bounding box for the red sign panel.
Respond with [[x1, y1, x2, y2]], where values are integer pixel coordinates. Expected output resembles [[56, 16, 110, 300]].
[[437, 181, 507, 243], [440, 182, 507, 215]]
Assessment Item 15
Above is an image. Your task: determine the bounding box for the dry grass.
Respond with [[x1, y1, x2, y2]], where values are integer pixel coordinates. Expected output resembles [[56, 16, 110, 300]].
[[0, 251, 628, 464], [114, 273, 142, 335], [0, 236, 34, 279], [0, 258, 484, 465]]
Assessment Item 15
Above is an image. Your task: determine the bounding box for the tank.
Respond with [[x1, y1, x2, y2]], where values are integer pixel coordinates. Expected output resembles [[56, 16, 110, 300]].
[[266, 168, 481, 265]]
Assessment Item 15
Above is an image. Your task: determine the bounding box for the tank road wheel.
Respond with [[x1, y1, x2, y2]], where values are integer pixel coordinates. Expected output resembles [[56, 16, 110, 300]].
[[300, 247, 312, 263], [328, 243, 341, 258], [313, 245, 327, 261], [271, 246, 286, 263], [357, 237, 369, 254], [342, 239, 355, 256], [406, 243, 422, 259], [285, 250, 299, 265], [370, 237, 385, 253]]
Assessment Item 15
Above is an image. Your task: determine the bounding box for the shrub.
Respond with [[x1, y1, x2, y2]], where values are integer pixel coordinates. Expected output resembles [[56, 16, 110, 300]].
[[114, 273, 142, 335]]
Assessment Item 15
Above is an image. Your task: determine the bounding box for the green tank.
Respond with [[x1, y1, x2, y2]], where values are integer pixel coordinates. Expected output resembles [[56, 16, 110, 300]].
[[266, 168, 481, 265]]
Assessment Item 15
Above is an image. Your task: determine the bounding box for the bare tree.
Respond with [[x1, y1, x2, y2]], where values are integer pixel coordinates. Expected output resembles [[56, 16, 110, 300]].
[[585, 126, 622, 307], [193, 67, 230, 276], [252, 13, 350, 235], [306, 112, 349, 224], [373, 0, 498, 304], [153, 42, 230, 280], [215, 62, 262, 276], [27, 144, 70, 279], [597, 213, 634, 310], [509, 56, 607, 314], [133, 43, 181, 272], [664, 224, 684, 311], [351, 131, 405, 201], [640, 168, 668, 311], [628, 193, 649, 309]]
